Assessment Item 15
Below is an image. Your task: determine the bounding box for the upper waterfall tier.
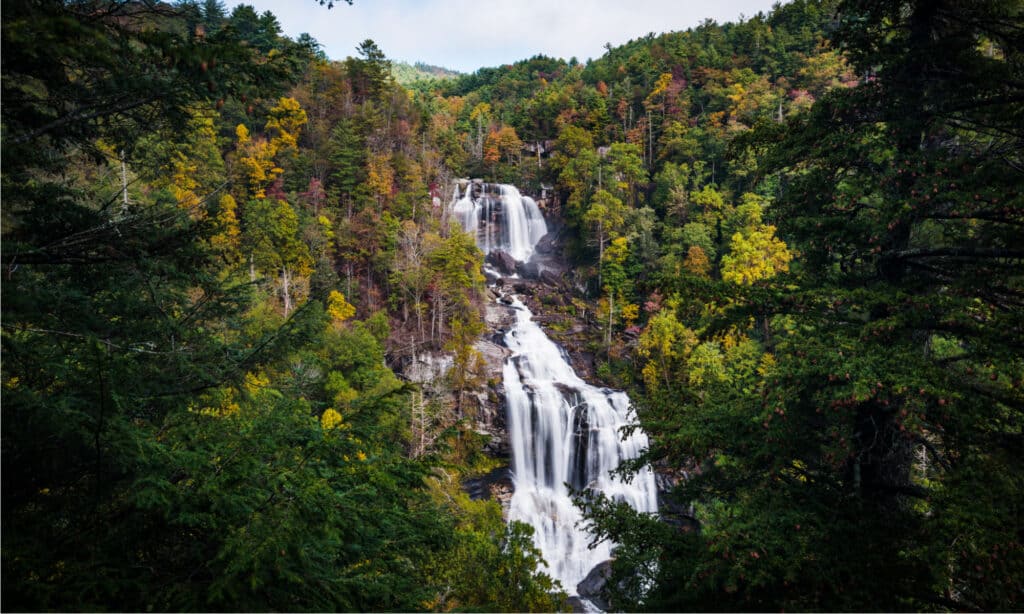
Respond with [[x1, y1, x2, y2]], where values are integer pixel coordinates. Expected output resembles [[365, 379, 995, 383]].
[[503, 297, 659, 594], [451, 182, 548, 262]]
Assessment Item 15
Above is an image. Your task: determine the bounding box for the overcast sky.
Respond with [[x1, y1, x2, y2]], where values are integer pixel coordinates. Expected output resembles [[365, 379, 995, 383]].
[[235, 0, 784, 73]]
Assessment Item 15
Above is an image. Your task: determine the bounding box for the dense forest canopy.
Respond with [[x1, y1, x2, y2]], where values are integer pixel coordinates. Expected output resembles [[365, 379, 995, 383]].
[[2, 0, 1021, 611]]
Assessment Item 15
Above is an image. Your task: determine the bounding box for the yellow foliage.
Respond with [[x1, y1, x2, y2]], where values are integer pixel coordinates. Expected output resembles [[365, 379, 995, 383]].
[[210, 194, 240, 256], [606, 236, 630, 263], [317, 215, 335, 244], [721, 225, 793, 285], [720, 327, 742, 350], [781, 459, 810, 483], [170, 151, 201, 213], [637, 304, 698, 389], [727, 82, 746, 104], [366, 153, 395, 205], [683, 245, 711, 277], [195, 388, 240, 417], [641, 363, 661, 389], [321, 407, 343, 430], [650, 73, 673, 99], [327, 290, 356, 323], [621, 303, 640, 326], [234, 124, 279, 199], [244, 371, 270, 394], [233, 101, 306, 200], [469, 102, 491, 121], [266, 97, 308, 154], [146, 113, 221, 219], [445, 96, 465, 118]]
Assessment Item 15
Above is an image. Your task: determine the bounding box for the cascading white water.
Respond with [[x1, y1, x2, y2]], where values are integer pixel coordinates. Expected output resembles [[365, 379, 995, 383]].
[[451, 183, 479, 247], [503, 297, 659, 594], [456, 180, 656, 596], [521, 193, 549, 250], [450, 182, 547, 262]]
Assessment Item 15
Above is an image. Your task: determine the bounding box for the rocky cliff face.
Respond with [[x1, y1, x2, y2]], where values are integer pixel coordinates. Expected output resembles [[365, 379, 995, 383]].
[[472, 299, 517, 459]]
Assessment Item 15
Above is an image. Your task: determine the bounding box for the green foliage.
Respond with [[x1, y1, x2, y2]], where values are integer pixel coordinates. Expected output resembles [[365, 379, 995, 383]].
[[582, 1, 1024, 612], [423, 493, 568, 612]]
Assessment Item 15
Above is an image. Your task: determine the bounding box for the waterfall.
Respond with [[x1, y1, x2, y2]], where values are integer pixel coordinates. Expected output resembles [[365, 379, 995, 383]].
[[450, 182, 548, 262], [503, 297, 658, 594], [458, 180, 657, 597]]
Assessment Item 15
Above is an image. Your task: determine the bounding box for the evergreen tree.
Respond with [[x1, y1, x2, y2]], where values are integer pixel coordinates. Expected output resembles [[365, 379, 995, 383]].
[[583, 1, 1024, 611]]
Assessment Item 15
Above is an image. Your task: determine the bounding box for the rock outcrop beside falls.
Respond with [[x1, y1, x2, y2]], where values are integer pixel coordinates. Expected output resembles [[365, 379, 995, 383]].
[[472, 300, 517, 459], [485, 250, 517, 276]]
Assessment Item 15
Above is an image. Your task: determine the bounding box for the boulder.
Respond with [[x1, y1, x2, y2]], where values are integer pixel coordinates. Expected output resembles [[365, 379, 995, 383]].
[[534, 231, 558, 255], [512, 282, 534, 296], [516, 261, 540, 280], [576, 560, 613, 611], [540, 269, 562, 287], [486, 250, 517, 275], [484, 300, 516, 330]]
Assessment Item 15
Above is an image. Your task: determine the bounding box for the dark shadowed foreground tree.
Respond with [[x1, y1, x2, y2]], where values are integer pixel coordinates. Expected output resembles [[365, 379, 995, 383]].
[[582, 0, 1024, 610], [2, 2, 565, 611]]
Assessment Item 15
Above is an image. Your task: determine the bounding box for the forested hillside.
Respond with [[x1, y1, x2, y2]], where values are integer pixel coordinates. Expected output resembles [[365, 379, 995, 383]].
[[2, 0, 1021, 611]]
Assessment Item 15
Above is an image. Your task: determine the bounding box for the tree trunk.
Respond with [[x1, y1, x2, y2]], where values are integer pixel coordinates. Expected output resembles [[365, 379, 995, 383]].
[[120, 149, 129, 217], [281, 267, 292, 316], [416, 295, 424, 344], [607, 292, 614, 357]]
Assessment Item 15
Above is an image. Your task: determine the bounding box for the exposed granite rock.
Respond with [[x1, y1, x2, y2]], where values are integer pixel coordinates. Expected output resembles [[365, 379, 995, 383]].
[[484, 298, 516, 331], [540, 269, 563, 287], [516, 261, 541, 280], [654, 464, 701, 532], [486, 249, 517, 275], [512, 281, 535, 295], [462, 466, 513, 505], [576, 560, 613, 611], [401, 352, 452, 385], [534, 231, 558, 255], [472, 336, 512, 458]]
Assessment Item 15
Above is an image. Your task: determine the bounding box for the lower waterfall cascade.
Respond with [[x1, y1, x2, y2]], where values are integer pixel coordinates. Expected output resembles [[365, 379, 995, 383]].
[[503, 296, 659, 595]]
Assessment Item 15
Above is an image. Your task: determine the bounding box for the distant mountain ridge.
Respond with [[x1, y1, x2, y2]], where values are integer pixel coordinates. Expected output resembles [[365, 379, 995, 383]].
[[392, 60, 462, 84]]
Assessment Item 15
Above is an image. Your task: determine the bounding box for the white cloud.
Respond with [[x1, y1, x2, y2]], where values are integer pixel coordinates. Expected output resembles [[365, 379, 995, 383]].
[[237, 0, 782, 72]]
